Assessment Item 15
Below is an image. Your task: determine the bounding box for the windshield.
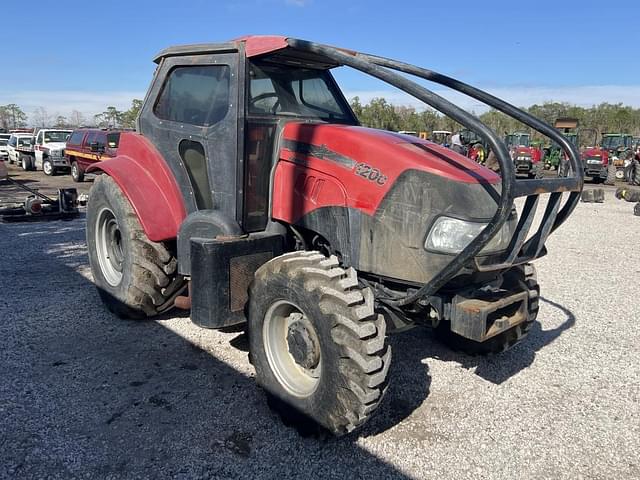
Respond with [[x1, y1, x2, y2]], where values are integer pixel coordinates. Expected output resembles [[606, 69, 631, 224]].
[[248, 63, 355, 122], [18, 137, 33, 147], [44, 131, 72, 143], [506, 133, 530, 147], [565, 133, 578, 146], [601, 136, 624, 149]]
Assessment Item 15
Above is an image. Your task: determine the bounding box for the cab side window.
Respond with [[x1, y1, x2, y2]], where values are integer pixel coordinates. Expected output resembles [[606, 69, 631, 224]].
[[68, 131, 84, 146], [84, 132, 97, 150], [36, 131, 43, 145], [154, 65, 230, 127]]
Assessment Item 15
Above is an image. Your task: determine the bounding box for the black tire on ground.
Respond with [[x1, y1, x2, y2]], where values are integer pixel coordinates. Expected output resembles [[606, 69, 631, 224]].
[[248, 251, 391, 436], [86, 175, 184, 319], [628, 159, 640, 186], [42, 158, 56, 176], [435, 263, 539, 355], [71, 161, 84, 182]]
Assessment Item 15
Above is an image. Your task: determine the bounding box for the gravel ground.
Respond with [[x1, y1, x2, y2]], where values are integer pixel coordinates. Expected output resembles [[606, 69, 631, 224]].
[[1, 186, 639, 479]]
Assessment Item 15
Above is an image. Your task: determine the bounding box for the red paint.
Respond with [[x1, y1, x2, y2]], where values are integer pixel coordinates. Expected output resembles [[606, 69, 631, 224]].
[[272, 123, 500, 223], [86, 132, 187, 242], [514, 146, 541, 163], [233, 35, 288, 57], [582, 146, 609, 165]]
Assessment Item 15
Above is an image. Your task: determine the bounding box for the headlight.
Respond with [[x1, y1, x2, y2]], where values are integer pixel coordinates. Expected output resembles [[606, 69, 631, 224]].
[[425, 216, 514, 255]]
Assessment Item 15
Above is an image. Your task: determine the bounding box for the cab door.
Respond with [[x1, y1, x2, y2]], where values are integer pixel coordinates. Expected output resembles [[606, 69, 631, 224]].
[[138, 49, 242, 220], [34, 131, 44, 167]]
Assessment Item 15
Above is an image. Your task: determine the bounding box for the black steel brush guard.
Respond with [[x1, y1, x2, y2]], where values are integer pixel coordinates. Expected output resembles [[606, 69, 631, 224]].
[[286, 39, 583, 306]]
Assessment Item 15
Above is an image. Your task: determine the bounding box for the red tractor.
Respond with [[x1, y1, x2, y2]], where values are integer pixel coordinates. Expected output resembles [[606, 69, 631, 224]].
[[505, 132, 543, 178], [85, 36, 583, 435]]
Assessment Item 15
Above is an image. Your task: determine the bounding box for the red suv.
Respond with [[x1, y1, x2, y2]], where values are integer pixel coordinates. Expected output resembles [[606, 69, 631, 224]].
[[64, 129, 121, 182]]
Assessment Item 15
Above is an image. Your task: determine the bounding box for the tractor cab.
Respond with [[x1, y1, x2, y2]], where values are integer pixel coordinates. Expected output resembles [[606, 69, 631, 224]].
[[505, 131, 530, 148], [430, 130, 451, 146]]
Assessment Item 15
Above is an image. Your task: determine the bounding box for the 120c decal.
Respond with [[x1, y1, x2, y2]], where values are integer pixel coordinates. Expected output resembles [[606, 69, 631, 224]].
[[354, 162, 388, 185]]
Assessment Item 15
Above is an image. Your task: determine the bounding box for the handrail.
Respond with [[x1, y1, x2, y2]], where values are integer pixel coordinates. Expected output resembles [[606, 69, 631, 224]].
[[286, 38, 583, 306]]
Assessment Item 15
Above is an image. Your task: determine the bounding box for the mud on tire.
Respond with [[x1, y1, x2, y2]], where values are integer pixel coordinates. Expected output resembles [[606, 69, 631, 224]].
[[629, 159, 640, 186], [86, 175, 184, 319], [248, 251, 391, 436], [435, 263, 539, 355]]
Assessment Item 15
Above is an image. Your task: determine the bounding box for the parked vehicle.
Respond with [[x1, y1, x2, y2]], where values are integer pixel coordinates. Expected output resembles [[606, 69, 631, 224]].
[[31, 129, 73, 175], [505, 131, 543, 178], [64, 129, 121, 182], [84, 35, 583, 436], [6, 133, 34, 166], [0, 133, 10, 161]]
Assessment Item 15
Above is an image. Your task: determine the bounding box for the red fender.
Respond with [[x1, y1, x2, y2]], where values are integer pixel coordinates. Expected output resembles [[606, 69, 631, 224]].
[[86, 132, 187, 242]]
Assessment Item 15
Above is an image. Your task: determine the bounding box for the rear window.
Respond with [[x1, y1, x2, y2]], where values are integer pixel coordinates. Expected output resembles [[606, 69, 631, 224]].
[[68, 131, 85, 146], [18, 137, 33, 147], [154, 65, 230, 127], [0, 139, 7, 146]]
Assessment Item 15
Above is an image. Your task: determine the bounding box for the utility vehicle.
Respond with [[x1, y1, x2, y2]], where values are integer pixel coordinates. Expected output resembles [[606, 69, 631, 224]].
[[85, 36, 583, 435]]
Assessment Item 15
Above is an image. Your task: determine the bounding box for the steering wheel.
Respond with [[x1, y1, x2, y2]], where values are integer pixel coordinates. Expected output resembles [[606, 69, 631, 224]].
[[249, 92, 280, 114]]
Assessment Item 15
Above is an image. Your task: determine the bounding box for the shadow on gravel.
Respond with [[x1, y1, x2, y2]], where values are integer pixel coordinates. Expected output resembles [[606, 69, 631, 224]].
[[429, 296, 576, 385], [0, 220, 414, 479]]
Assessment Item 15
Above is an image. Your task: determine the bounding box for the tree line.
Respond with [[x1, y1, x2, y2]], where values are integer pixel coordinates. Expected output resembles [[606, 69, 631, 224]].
[[350, 97, 640, 145], [0, 100, 143, 131], [3, 97, 640, 143]]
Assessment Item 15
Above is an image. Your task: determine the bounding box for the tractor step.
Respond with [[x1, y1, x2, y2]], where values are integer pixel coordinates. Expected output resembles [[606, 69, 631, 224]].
[[189, 233, 282, 329]]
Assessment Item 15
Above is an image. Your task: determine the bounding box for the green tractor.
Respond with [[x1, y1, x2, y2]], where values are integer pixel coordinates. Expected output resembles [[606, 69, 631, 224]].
[[545, 118, 579, 171]]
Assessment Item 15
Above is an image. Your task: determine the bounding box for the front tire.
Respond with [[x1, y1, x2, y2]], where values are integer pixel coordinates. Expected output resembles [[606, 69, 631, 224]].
[[43, 158, 55, 176], [86, 175, 183, 318], [248, 251, 391, 436], [435, 263, 539, 355]]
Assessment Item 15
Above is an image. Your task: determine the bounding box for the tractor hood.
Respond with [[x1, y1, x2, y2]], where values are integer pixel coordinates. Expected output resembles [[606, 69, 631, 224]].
[[273, 122, 507, 284], [279, 123, 498, 205]]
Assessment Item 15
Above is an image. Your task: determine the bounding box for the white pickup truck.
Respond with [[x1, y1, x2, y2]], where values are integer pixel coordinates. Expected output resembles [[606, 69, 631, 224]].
[[7, 133, 34, 166], [0, 133, 10, 161], [32, 129, 73, 175]]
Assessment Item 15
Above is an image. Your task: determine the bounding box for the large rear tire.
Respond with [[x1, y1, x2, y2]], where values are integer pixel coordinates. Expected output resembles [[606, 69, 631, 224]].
[[248, 251, 391, 436], [86, 175, 184, 319], [604, 162, 616, 185], [628, 159, 640, 186], [435, 263, 539, 355]]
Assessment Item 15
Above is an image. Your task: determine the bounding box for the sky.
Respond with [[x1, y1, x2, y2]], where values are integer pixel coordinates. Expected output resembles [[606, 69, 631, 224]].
[[1, 0, 639, 123]]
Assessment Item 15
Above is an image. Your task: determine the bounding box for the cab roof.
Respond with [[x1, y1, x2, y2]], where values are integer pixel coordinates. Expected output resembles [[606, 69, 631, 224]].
[[153, 35, 342, 69]]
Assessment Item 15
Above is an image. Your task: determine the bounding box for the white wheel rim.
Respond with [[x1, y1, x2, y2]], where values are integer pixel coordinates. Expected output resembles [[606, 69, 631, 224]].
[[43, 162, 52, 174], [95, 207, 124, 286], [263, 300, 321, 398]]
